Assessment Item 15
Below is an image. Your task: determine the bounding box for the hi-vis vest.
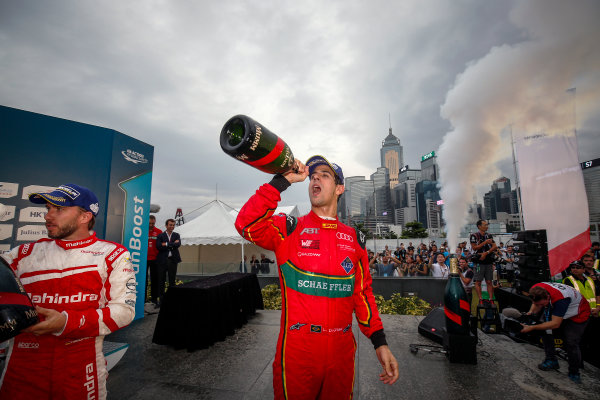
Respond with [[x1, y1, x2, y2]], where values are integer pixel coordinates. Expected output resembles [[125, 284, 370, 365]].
[[564, 275, 597, 308]]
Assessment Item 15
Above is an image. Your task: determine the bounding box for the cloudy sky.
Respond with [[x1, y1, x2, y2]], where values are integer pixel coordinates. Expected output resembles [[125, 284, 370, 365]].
[[1, 0, 598, 226]]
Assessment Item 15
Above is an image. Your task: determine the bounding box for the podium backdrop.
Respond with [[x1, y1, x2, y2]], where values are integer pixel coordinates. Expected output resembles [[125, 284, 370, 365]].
[[0, 105, 154, 320]]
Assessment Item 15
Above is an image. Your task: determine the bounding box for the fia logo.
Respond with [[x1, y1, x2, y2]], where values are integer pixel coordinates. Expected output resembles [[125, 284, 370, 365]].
[[341, 256, 354, 274]]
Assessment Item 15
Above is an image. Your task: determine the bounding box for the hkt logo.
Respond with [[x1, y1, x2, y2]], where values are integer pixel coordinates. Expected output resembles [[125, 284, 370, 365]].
[[301, 228, 319, 235], [336, 232, 353, 242]]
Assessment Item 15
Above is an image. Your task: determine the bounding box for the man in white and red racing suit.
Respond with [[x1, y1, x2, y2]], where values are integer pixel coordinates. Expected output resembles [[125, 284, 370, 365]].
[[236, 156, 398, 399], [0, 184, 136, 400]]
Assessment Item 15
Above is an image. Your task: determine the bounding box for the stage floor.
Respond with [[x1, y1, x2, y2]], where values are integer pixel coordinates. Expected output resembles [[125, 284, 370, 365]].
[[106, 310, 600, 399]]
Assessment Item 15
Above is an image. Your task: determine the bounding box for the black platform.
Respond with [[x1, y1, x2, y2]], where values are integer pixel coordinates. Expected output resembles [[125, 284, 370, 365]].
[[152, 272, 263, 351]]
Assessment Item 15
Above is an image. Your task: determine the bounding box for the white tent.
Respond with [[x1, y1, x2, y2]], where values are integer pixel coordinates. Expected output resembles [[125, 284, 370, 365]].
[[177, 200, 244, 245], [175, 200, 281, 275]]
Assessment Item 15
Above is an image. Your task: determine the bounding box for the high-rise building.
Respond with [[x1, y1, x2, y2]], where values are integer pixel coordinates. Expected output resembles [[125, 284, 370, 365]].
[[582, 158, 600, 242], [420, 151, 438, 181], [415, 180, 441, 229], [483, 177, 513, 220], [392, 167, 420, 226], [367, 167, 392, 225], [380, 124, 403, 189]]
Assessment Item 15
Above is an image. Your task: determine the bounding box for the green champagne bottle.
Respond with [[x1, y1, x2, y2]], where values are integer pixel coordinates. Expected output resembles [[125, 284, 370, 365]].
[[220, 115, 295, 174], [0, 257, 39, 342], [444, 254, 470, 335]]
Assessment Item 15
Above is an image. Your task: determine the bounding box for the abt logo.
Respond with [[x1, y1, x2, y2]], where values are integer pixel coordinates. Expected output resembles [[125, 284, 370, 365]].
[[300, 228, 319, 235], [336, 232, 353, 242]]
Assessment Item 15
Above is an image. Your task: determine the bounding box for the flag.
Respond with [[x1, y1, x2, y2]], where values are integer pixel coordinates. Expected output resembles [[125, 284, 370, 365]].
[[515, 132, 591, 275]]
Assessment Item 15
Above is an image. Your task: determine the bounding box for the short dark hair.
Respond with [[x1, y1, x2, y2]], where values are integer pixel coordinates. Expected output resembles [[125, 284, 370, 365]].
[[166, 218, 176, 225], [528, 286, 549, 302], [592, 241, 600, 247], [78, 207, 96, 230], [149, 215, 156, 221], [581, 253, 594, 261], [476, 219, 486, 227]]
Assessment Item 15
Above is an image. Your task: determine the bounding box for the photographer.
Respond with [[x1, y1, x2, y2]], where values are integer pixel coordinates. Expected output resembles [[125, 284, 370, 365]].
[[470, 220, 497, 305], [521, 282, 590, 383]]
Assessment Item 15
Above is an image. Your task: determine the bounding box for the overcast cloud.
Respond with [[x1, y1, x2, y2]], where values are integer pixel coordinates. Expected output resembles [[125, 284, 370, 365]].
[[1, 0, 597, 226]]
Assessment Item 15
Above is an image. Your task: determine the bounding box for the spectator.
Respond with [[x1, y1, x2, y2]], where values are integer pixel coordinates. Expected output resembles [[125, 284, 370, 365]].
[[0, 184, 135, 399], [502, 245, 517, 284], [521, 283, 590, 383], [412, 254, 429, 276], [582, 253, 599, 281], [430, 253, 449, 278], [563, 260, 599, 317], [470, 220, 498, 305], [260, 253, 274, 274], [147, 215, 162, 308], [156, 218, 182, 303], [371, 253, 401, 277], [240, 255, 248, 273], [591, 242, 600, 260], [250, 254, 260, 274], [458, 257, 474, 306], [428, 244, 438, 261]]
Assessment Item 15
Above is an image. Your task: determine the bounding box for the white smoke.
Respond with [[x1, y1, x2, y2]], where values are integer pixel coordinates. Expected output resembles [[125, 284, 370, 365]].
[[437, 0, 600, 250]]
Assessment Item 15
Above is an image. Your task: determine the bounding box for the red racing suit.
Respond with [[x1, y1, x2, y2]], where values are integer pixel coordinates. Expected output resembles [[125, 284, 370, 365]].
[[0, 232, 136, 400], [235, 176, 386, 400]]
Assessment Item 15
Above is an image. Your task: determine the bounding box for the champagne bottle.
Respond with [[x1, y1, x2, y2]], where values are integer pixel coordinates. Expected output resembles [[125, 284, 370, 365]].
[[0, 257, 39, 342], [220, 115, 296, 174], [444, 254, 470, 335]]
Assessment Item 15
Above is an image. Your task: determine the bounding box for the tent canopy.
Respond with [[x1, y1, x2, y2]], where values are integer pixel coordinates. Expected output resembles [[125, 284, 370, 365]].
[[176, 200, 246, 245]]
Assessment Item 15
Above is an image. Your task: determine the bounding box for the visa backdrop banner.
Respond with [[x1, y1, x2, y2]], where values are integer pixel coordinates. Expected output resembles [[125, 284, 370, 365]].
[[0, 105, 154, 320]]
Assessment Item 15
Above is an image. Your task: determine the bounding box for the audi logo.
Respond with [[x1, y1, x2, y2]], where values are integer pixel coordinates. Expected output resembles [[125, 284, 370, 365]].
[[336, 232, 353, 242]]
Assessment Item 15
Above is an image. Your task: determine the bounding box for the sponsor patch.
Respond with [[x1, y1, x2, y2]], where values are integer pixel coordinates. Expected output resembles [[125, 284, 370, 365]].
[[289, 322, 306, 331], [310, 325, 322, 333], [300, 239, 320, 249], [337, 243, 355, 253], [341, 256, 354, 274], [300, 228, 319, 235], [297, 251, 321, 257], [336, 232, 353, 242], [57, 185, 81, 200], [322, 223, 337, 229]]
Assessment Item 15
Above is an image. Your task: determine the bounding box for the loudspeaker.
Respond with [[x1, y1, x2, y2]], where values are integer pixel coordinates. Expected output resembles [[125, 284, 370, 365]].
[[443, 331, 478, 364], [418, 307, 446, 344]]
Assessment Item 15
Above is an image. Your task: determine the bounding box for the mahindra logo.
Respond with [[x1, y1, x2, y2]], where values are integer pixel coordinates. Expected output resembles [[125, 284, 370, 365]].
[[65, 237, 94, 248], [29, 292, 99, 304], [84, 362, 96, 398], [336, 232, 353, 242], [301, 228, 319, 235]]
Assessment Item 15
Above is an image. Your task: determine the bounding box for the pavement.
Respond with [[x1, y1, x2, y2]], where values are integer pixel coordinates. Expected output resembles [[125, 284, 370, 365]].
[[106, 310, 600, 400]]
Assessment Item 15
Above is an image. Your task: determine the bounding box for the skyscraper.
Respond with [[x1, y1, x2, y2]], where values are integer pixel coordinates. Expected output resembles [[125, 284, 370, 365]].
[[380, 122, 404, 189]]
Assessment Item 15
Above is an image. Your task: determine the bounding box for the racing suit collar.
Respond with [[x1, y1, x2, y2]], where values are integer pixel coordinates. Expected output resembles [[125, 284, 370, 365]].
[[55, 232, 98, 250], [308, 211, 339, 226]]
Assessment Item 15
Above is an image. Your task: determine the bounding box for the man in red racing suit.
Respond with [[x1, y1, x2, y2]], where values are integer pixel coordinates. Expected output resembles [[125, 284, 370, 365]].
[[236, 156, 398, 399], [0, 184, 136, 400]]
